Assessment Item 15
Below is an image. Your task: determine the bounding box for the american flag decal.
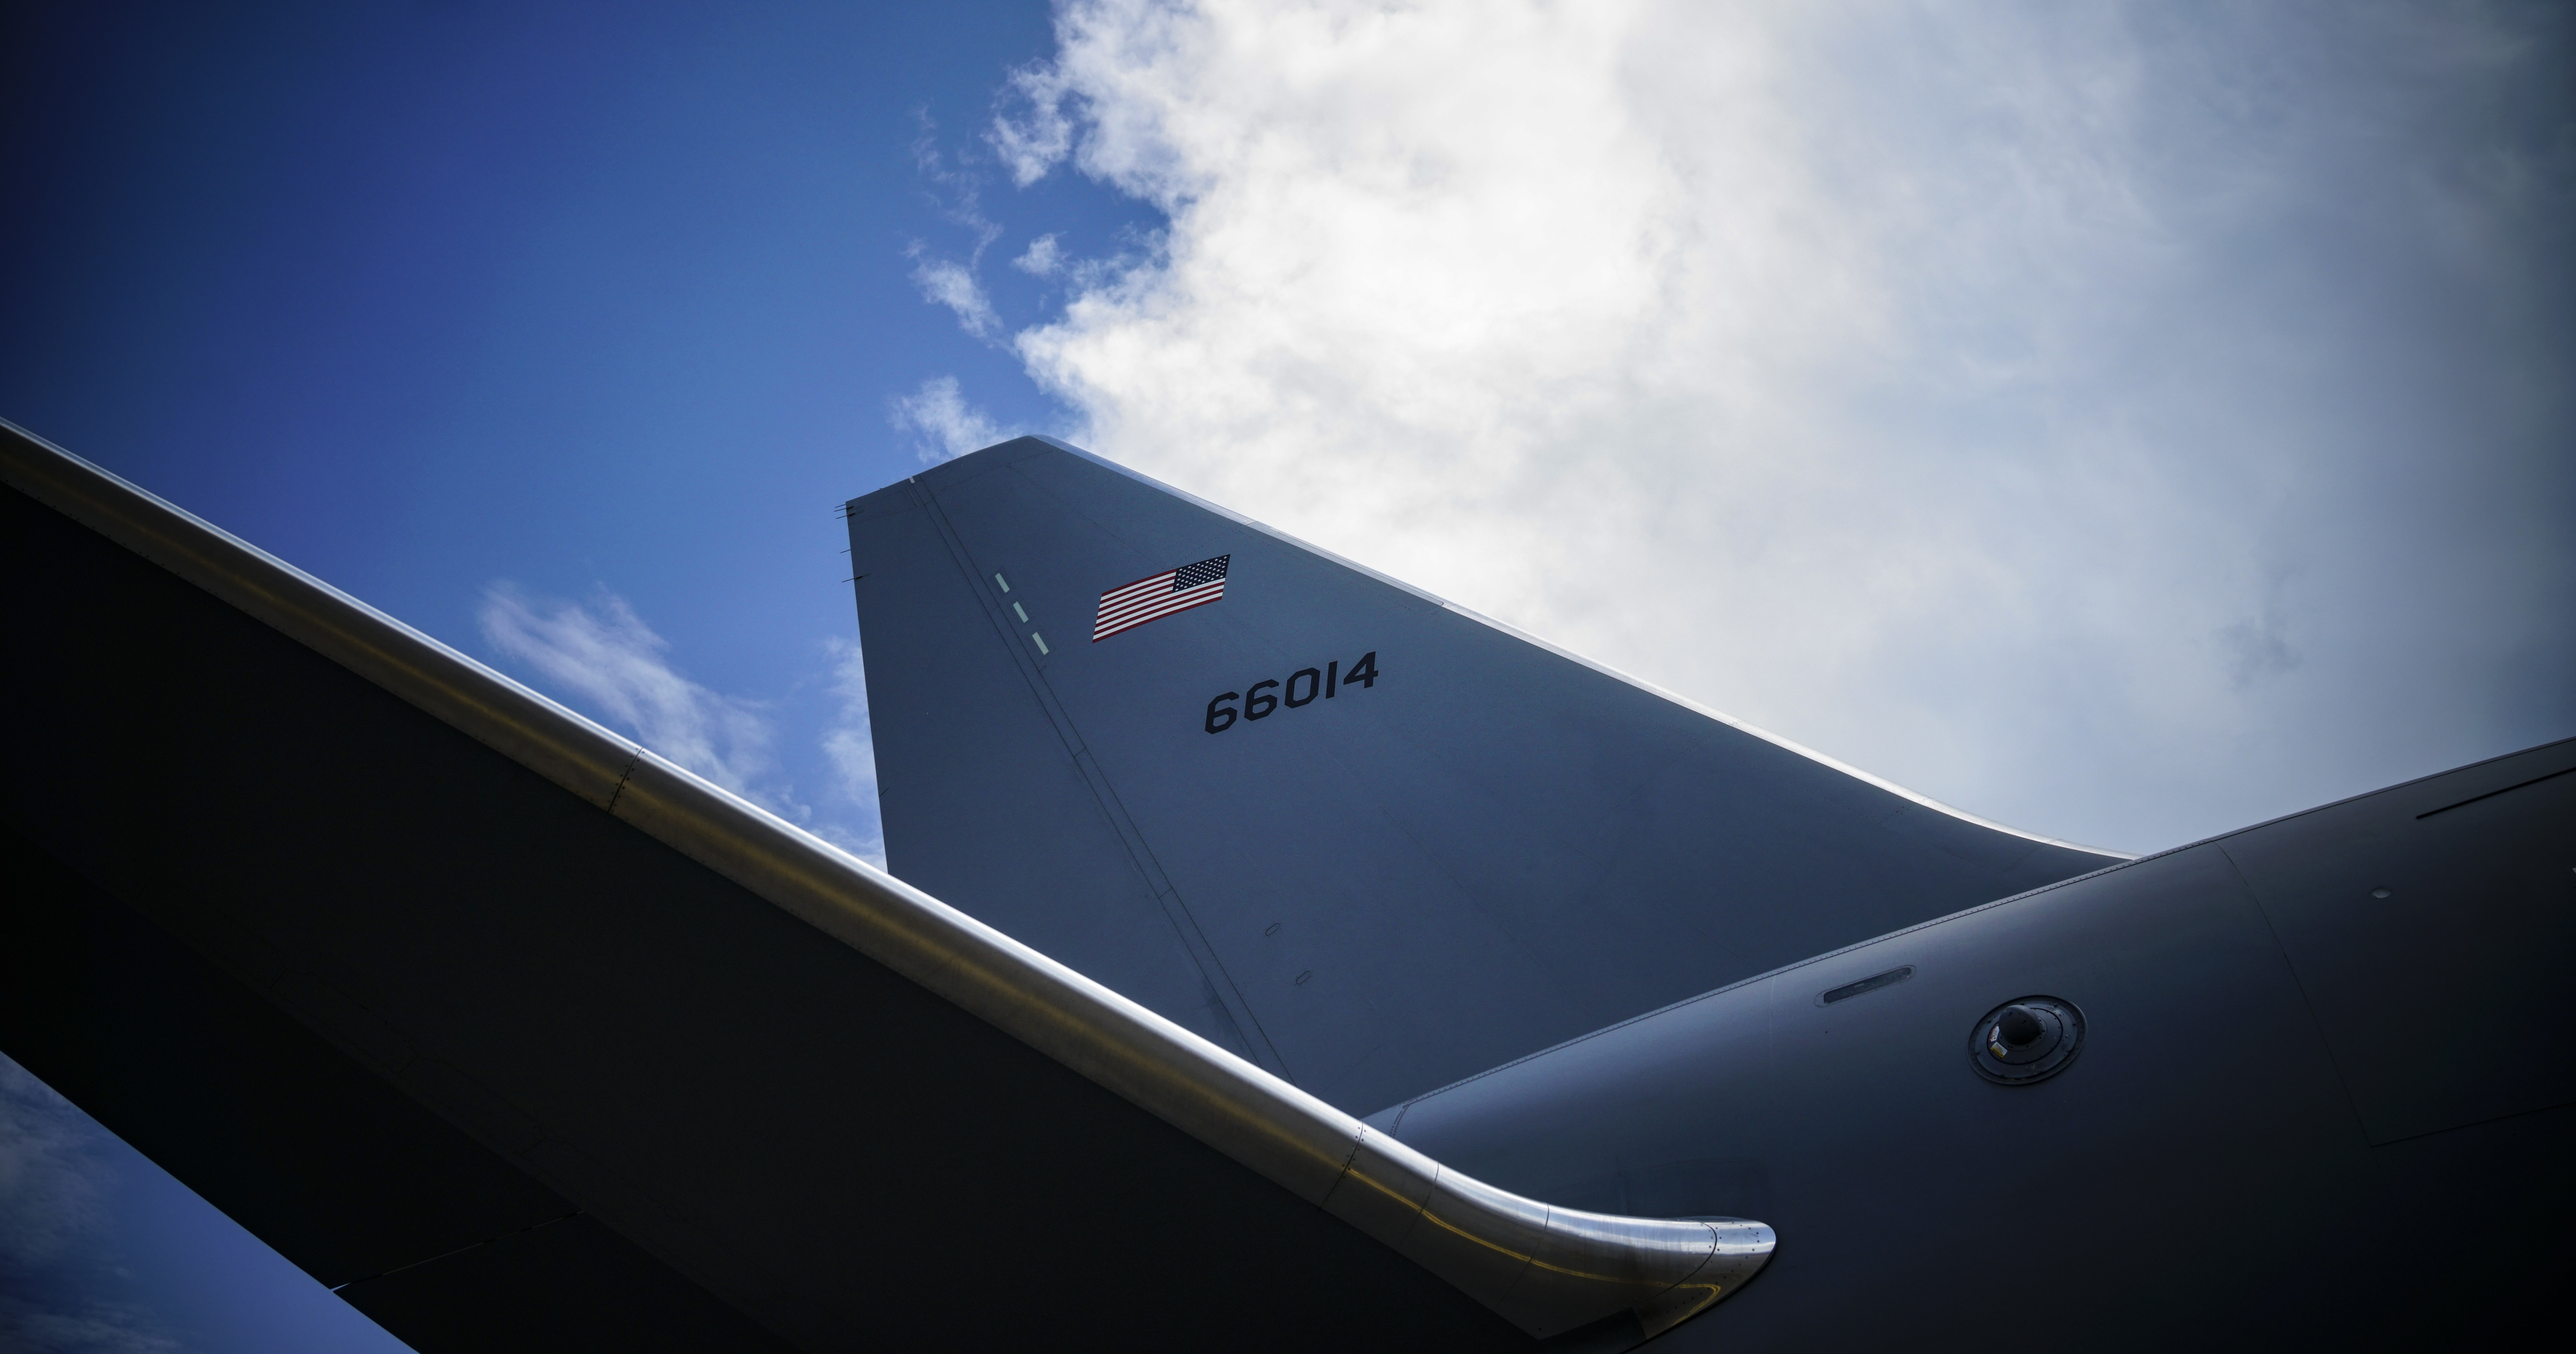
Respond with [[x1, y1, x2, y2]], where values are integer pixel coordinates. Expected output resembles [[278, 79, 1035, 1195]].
[[1093, 554, 1229, 641]]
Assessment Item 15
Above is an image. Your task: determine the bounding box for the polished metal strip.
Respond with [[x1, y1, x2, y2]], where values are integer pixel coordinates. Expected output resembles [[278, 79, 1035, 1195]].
[[0, 419, 1776, 1342]]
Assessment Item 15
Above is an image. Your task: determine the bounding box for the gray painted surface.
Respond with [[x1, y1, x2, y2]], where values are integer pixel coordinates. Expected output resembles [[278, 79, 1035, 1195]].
[[851, 436, 2571, 1342], [1375, 739, 2576, 1347], [849, 437, 2117, 1115]]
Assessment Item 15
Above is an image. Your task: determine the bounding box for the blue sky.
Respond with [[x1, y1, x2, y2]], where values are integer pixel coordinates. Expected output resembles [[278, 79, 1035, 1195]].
[[4, 0, 1151, 864], [4, 1, 2571, 1349], [2, 3, 1123, 1347]]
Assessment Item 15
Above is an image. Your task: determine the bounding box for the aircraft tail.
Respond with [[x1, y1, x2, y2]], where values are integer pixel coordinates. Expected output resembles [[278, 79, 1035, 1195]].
[[845, 436, 2119, 1113]]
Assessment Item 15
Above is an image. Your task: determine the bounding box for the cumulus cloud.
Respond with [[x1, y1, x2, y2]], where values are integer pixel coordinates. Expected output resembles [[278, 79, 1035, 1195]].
[[479, 584, 785, 802], [989, 0, 2576, 850], [889, 376, 1017, 463]]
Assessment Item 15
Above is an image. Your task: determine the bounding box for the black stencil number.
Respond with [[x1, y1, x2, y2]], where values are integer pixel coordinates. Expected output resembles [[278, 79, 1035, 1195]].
[[1203, 651, 1377, 734]]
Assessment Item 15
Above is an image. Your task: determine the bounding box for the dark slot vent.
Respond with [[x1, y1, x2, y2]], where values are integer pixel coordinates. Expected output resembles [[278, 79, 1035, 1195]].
[[2416, 764, 2574, 819], [1820, 966, 1915, 1005]]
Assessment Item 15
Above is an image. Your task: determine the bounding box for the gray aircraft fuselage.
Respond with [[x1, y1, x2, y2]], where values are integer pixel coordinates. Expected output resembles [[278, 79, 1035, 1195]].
[[1376, 743, 2574, 1347]]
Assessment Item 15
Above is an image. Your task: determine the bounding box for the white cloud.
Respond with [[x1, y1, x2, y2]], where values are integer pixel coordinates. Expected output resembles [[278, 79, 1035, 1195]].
[[990, 61, 1077, 186], [992, 0, 2576, 851], [476, 588, 890, 869], [908, 254, 1002, 340], [1013, 233, 1064, 277], [889, 375, 1017, 463], [906, 110, 1017, 342], [820, 637, 886, 868], [478, 585, 787, 804]]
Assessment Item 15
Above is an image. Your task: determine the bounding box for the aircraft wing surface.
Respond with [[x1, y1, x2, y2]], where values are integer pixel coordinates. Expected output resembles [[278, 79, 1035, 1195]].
[[0, 422, 1769, 1351], [846, 437, 2121, 1113]]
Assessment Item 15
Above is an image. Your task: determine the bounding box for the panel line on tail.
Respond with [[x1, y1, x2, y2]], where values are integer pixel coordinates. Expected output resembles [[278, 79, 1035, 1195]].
[[909, 482, 1294, 1080]]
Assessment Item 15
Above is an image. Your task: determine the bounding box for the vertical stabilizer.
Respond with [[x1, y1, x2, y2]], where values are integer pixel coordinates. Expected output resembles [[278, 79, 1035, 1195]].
[[847, 437, 2118, 1111]]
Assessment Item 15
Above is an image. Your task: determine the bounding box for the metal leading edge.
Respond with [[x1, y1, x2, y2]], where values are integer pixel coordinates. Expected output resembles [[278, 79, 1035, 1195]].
[[0, 420, 1775, 1344]]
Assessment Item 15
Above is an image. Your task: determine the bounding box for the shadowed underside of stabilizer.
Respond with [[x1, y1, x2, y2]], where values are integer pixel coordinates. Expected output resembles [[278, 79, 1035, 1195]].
[[1, 419, 1778, 1351], [847, 437, 2122, 1114]]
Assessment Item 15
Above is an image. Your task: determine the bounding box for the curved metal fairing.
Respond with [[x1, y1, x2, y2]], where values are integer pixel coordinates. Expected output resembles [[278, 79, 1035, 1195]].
[[1322, 1131, 1773, 1338]]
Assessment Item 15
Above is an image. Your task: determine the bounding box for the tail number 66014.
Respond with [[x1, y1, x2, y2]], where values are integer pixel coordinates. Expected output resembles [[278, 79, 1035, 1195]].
[[1204, 651, 1378, 734]]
